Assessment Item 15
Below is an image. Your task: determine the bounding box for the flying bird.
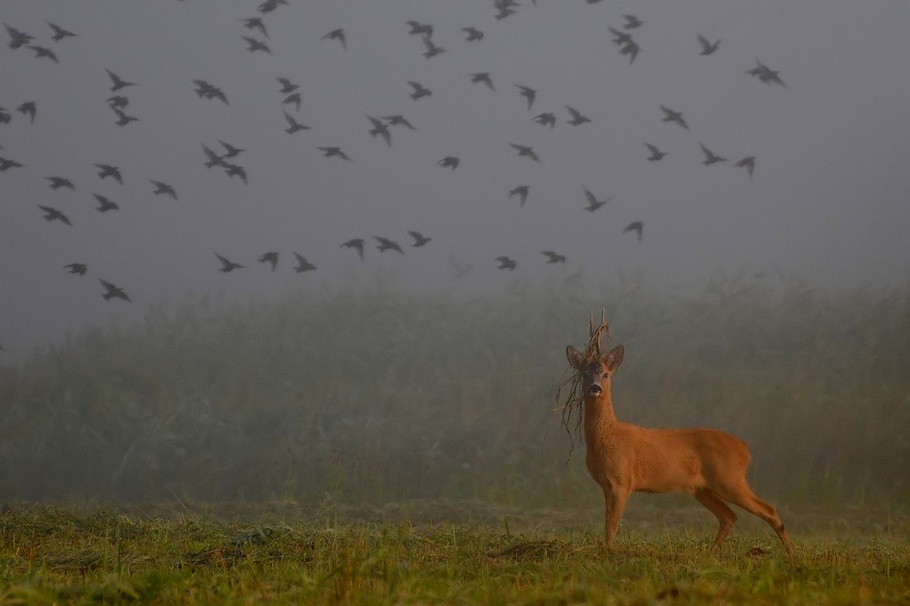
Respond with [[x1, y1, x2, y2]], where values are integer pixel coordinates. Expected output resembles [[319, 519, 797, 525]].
[[699, 142, 727, 165], [276, 77, 298, 93], [45, 176, 74, 189], [202, 144, 229, 169], [282, 92, 301, 111], [462, 27, 484, 41], [37, 205, 71, 226], [496, 256, 517, 271], [623, 14, 644, 29], [406, 21, 433, 37], [106, 95, 129, 109], [515, 85, 536, 110], [64, 263, 87, 276], [241, 17, 268, 38], [374, 236, 404, 254], [508, 142, 541, 163], [47, 21, 77, 42], [608, 27, 634, 46], [408, 231, 432, 247], [367, 115, 391, 146], [437, 156, 460, 169], [100, 279, 130, 302], [660, 105, 689, 130], [149, 179, 177, 199], [697, 34, 720, 55], [341, 238, 365, 261], [383, 115, 416, 130], [735, 156, 756, 178], [533, 112, 556, 128], [421, 35, 446, 58], [623, 221, 643, 241], [215, 254, 244, 272], [321, 28, 346, 50], [193, 79, 229, 104], [542, 251, 566, 263], [618, 39, 641, 64], [292, 253, 317, 272], [218, 140, 244, 157], [317, 146, 351, 161], [747, 60, 786, 87], [113, 109, 138, 127], [16, 101, 36, 123], [29, 45, 59, 63], [5, 24, 34, 49], [407, 81, 432, 100], [644, 142, 667, 162], [583, 187, 612, 212], [283, 110, 309, 134], [105, 69, 135, 91], [224, 164, 248, 184], [566, 105, 591, 125], [93, 193, 119, 212], [95, 163, 123, 183], [469, 72, 495, 91], [258, 251, 279, 271], [0, 156, 24, 171], [242, 36, 271, 53], [508, 185, 530, 207]]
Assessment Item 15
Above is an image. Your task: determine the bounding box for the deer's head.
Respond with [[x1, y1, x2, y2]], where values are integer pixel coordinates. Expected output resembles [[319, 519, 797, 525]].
[[566, 344, 624, 398]]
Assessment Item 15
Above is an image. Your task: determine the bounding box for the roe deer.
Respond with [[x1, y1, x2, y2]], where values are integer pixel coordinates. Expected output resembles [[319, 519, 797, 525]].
[[565, 320, 795, 556]]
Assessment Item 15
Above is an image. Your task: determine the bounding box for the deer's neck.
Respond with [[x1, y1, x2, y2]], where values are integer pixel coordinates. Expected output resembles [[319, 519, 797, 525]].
[[584, 393, 618, 446]]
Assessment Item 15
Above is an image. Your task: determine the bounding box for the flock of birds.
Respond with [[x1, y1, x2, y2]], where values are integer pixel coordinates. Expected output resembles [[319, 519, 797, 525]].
[[1, 1, 788, 351]]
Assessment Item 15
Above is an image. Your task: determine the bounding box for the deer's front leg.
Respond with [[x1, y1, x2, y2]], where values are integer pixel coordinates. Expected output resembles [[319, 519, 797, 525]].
[[603, 486, 630, 545]]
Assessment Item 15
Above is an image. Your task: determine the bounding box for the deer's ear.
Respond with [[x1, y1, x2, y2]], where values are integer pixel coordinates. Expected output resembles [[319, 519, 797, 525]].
[[605, 345, 624, 371], [566, 345, 585, 370]]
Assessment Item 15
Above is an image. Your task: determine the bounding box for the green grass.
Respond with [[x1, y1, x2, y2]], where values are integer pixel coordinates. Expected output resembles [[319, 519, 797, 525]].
[[1, 503, 908, 604]]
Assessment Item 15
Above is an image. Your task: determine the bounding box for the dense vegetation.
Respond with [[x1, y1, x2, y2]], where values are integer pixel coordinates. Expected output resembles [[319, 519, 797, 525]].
[[1, 274, 908, 507]]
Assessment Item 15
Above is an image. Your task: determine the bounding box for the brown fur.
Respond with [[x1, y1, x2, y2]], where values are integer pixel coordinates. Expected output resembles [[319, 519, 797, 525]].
[[566, 344, 795, 555]]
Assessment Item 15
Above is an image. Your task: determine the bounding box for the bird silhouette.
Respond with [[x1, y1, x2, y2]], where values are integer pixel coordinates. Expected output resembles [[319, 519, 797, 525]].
[[437, 156, 460, 169], [469, 72, 495, 91], [113, 109, 138, 127], [242, 36, 271, 53], [623, 14, 644, 29], [29, 45, 59, 63], [533, 112, 556, 128], [193, 80, 228, 104], [106, 95, 129, 109], [5, 24, 34, 49], [697, 34, 720, 55], [408, 231, 432, 247], [374, 236, 404, 254], [421, 35, 446, 58], [215, 254, 244, 272], [406, 21, 433, 37], [17, 101, 36, 123], [583, 187, 612, 212], [566, 105, 591, 125], [747, 60, 786, 87], [318, 146, 351, 161], [623, 221, 643, 241], [735, 156, 756, 178], [699, 142, 727, 165], [542, 251, 566, 263], [149, 179, 177, 199], [496, 256, 517, 270], [92, 194, 119, 212], [383, 115, 416, 130], [321, 28, 346, 50], [224, 164, 248, 184], [37, 205, 71, 226], [202, 144, 229, 169], [0, 156, 24, 171], [341, 238, 365, 260], [241, 17, 268, 38], [100, 279, 130, 302], [407, 81, 432, 100], [515, 85, 536, 110], [95, 163, 123, 183], [508, 142, 541, 163], [644, 142, 667, 161], [64, 263, 87, 276], [283, 110, 309, 134], [258, 251, 279, 271], [618, 39, 641, 64], [276, 77, 298, 94], [508, 185, 530, 206], [660, 105, 689, 130], [218, 140, 244, 157], [105, 69, 135, 91], [47, 21, 77, 42], [292, 252, 317, 272], [367, 115, 391, 146], [45, 176, 74, 189], [609, 27, 634, 46], [282, 92, 301, 111], [462, 27, 484, 41]]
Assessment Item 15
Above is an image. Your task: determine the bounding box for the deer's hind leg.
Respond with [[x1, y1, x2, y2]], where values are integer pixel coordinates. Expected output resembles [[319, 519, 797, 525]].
[[694, 488, 737, 551], [725, 487, 795, 556]]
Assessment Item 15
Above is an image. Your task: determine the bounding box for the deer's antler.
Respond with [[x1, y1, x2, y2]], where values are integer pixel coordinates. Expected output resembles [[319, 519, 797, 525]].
[[585, 309, 610, 361]]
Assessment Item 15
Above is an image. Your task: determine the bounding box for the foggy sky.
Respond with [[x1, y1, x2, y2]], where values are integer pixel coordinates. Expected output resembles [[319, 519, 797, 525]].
[[2, 0, 909, 356]]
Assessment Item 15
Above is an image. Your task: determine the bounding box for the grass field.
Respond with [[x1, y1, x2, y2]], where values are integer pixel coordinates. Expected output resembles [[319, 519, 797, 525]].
[[1, 502, 908, 604]]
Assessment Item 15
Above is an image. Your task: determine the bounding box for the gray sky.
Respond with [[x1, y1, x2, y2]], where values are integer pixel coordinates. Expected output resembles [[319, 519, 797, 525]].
[[2, 0, 909, 355]]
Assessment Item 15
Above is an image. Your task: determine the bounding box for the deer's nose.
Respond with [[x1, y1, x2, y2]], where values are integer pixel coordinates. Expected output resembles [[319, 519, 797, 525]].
[[589, 383, 602, 395]]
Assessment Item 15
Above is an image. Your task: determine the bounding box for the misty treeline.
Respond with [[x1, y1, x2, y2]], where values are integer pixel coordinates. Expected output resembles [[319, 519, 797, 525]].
[[1, 274, 908, 507]]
